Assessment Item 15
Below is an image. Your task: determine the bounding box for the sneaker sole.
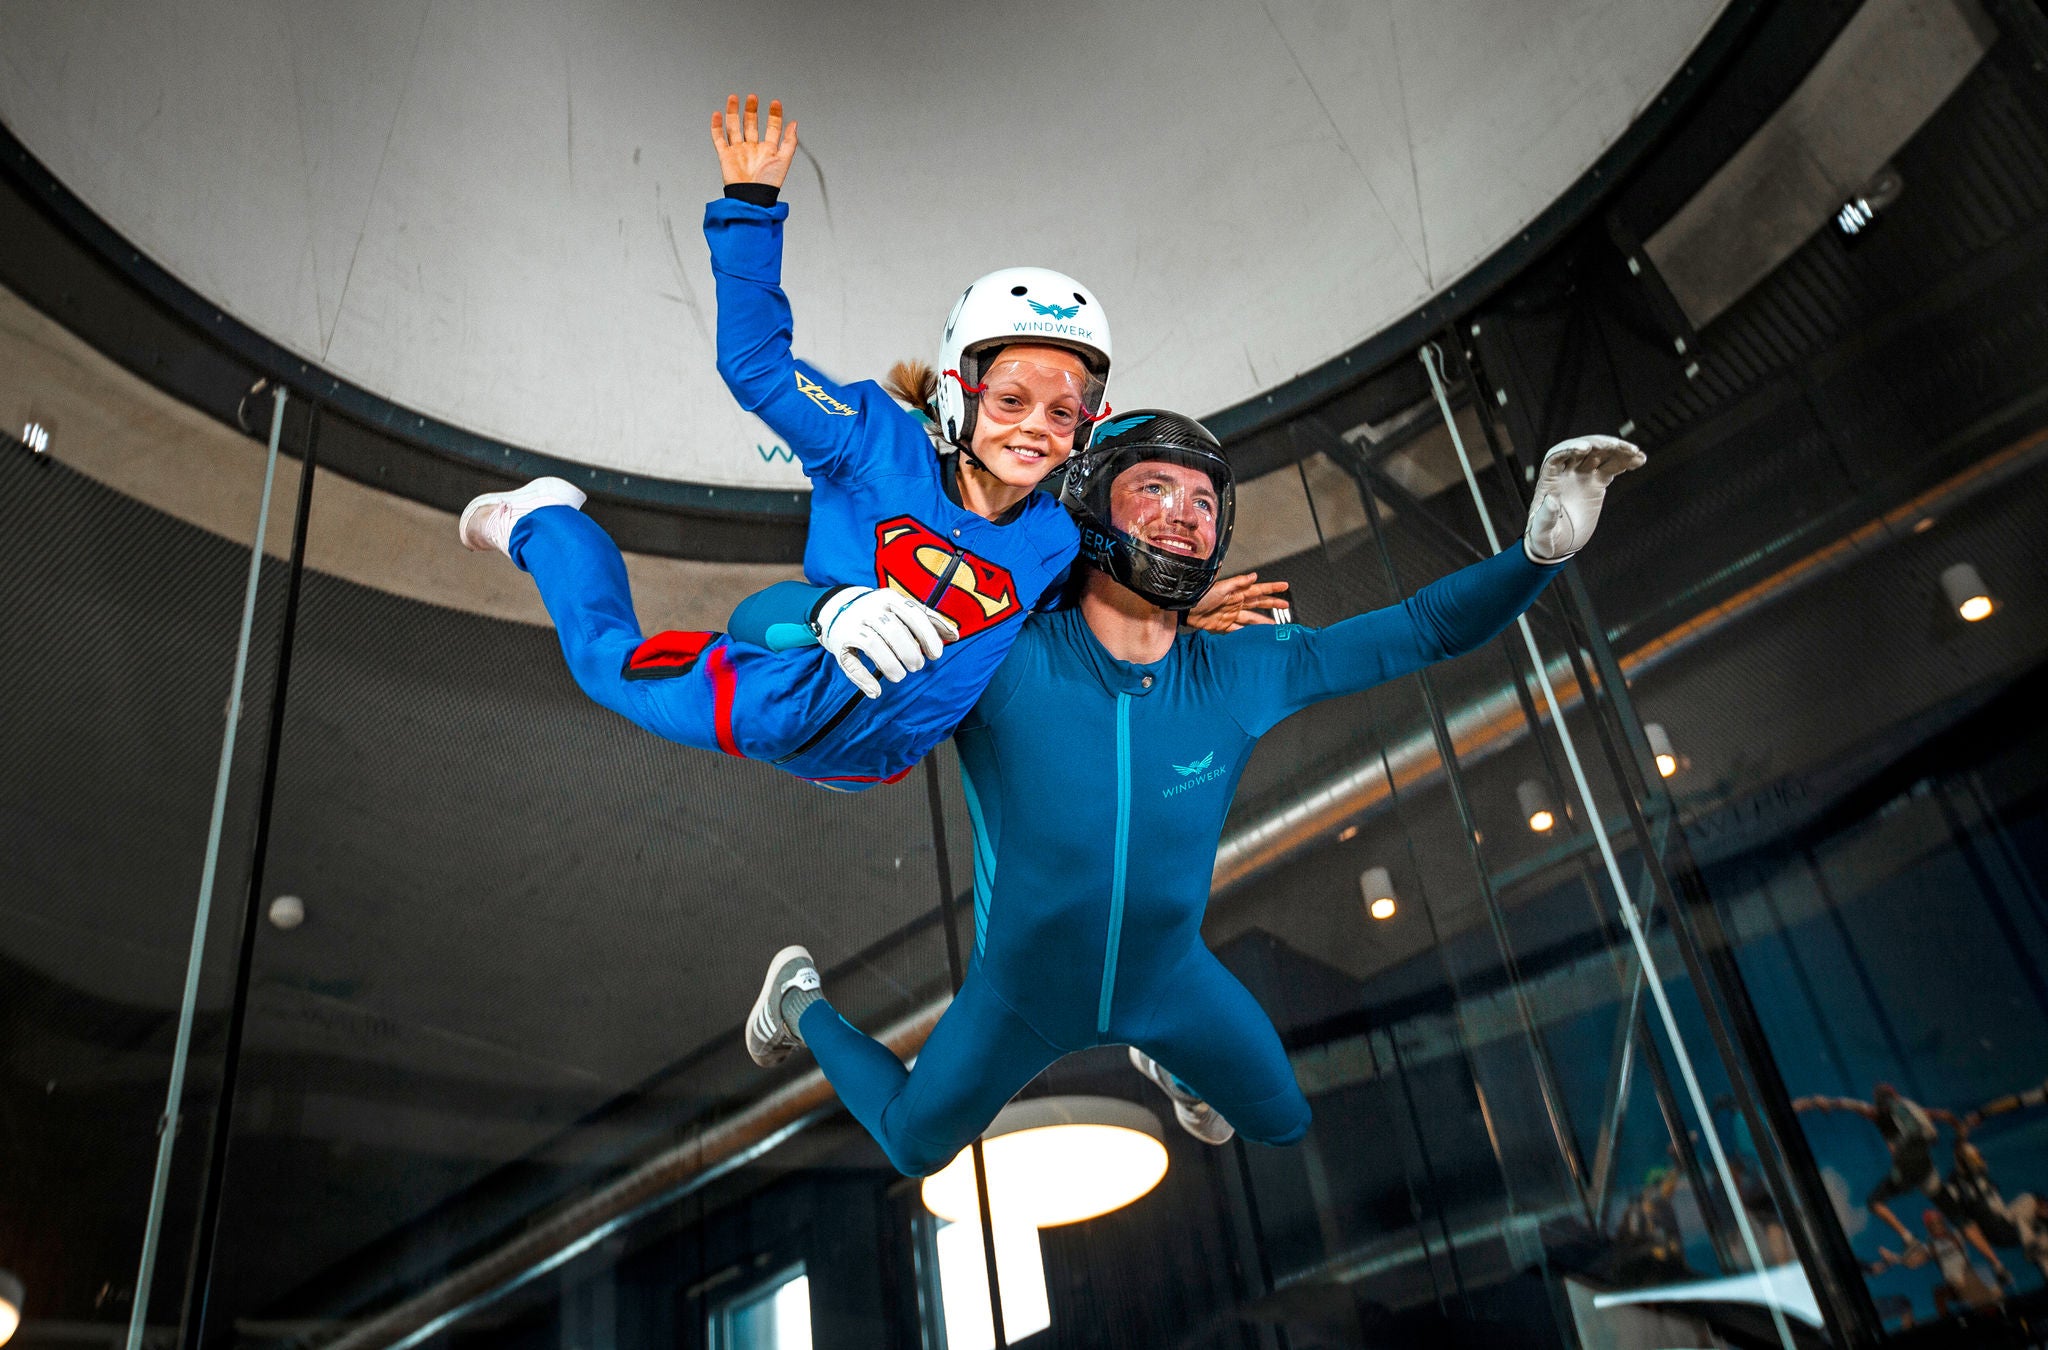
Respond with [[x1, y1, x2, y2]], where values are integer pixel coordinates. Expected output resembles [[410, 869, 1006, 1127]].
[[1132, 1046, 1235, 1144], [745, 943, 815, 1067], [1177, 1101, 1236, 1146]]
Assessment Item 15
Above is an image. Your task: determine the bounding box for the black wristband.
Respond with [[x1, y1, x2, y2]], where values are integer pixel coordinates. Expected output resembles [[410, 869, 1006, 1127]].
[[723, 182, 781, 208], [808, 584, 857, 632]]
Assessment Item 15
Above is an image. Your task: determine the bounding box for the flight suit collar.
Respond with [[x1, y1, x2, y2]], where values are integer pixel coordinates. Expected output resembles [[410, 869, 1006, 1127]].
[[1060, 606, 1173, 698]]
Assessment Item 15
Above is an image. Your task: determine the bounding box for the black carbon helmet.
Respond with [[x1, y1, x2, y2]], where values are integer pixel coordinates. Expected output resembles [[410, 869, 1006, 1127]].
[[1058, 410, 1236, 610]]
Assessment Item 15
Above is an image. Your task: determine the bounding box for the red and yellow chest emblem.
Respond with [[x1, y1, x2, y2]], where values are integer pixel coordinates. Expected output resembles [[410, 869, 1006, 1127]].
[[874, 515, 1021, 639]]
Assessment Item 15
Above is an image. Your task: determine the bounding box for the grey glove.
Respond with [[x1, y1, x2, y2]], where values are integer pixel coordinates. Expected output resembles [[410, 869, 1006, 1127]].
[[1524, 436, 1647, 564], [814, 586, 959, 698]]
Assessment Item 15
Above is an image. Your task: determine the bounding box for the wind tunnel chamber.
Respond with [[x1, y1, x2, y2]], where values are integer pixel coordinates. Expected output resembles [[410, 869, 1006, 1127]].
[[10, 2, 2048, 1349]]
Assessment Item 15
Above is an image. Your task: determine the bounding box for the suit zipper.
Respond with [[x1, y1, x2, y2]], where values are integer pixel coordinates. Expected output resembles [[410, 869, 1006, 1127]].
[[1097, 692, 1132, 1035], [923, 550, 965, 608]]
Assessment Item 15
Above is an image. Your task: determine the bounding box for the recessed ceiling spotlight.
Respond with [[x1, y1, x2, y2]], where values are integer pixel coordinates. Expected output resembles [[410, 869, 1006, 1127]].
[[1360, 866, 1397, 921], [268, 895, 306, 930], [1940, 562, 1994, 623], [1338, 825, 1359, 842], [0, 1268, 23, 1347], [1645, 723, 1680, 779]]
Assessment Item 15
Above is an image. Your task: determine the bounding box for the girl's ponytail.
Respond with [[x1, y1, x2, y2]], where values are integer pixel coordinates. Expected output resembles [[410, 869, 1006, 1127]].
[[884, 359, 939, 413]]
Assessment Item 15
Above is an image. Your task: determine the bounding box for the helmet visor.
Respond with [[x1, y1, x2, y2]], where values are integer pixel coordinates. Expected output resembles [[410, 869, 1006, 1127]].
[[1082, 447, 1234, 562]]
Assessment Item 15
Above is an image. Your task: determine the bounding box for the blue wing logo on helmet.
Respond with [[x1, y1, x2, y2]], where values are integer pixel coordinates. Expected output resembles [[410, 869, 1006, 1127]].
[[1027, 299, 1081, 320], [1092, 414, 1155, 442]]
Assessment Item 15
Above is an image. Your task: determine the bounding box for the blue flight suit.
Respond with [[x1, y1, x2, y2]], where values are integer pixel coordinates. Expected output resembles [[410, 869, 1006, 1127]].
[[782, 544, 1563, 1173], [507, 194, 1077, 789]]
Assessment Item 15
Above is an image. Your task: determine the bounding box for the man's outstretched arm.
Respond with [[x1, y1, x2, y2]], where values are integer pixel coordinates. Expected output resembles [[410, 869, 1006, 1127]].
[[1227, 437, 1641, 736]]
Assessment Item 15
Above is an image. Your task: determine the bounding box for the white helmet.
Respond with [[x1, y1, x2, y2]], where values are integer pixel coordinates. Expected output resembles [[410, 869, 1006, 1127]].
[[933, 266, 1113, 453]]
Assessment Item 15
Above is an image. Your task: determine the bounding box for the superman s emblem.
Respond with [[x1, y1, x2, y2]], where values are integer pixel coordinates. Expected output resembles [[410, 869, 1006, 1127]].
[[874, 515, 1020, 639]]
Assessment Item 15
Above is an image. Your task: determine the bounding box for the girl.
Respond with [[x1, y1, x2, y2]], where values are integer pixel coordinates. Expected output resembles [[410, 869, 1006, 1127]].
[[460, 95, 1171, 790]]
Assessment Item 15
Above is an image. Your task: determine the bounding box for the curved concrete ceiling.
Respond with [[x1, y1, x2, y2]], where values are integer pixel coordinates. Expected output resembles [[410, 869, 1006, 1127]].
[[0, 0, 1727, 490]]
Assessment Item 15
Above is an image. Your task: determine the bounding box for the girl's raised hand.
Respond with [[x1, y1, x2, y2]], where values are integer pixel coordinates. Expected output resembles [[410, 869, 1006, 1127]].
[[711, 94, 798, 188], [1185, 573, 1292, 633]]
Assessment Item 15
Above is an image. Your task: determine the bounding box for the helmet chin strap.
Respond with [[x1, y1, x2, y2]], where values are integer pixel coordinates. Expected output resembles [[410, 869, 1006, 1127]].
[[942, 368, 995, 472], [1105, 568, 1165, 614], [958, 444, 999, 480]]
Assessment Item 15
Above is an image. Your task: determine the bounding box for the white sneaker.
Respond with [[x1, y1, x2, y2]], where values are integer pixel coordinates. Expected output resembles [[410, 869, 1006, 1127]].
[[458, 476, 588, 557], [1129, 1046, 1235, 1145], [746, 945, 821, 1068]]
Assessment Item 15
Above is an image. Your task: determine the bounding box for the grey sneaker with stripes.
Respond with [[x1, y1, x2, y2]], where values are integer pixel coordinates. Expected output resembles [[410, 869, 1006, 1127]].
[[746, 945, 821, 1067], [1129, 1046, 1235, 1145]]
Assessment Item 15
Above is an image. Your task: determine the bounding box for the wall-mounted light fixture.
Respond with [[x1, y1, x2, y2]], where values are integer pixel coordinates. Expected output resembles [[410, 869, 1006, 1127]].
[[1360, 866, 1397, 921], [922, 1096, 1167, 1229], [19, 423, 49, 454], [1645, 723, 1680, 779], [0, 1268, 24, 1347], [1940, 562, 1994, 623], [1518, 780, 1556, 833]]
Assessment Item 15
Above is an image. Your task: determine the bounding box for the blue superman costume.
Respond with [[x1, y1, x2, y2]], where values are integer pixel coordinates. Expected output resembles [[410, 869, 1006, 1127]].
[[736, 543, 1562, 1174], [505, 194, 1078, 788]]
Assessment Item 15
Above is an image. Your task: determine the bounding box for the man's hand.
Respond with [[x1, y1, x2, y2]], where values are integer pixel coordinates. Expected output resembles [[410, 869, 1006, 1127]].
[[814, 586, 959, 699], [1186, 572, 1291, 633], [1524, 435, 1646, 564], [711, 94, 798, 188]]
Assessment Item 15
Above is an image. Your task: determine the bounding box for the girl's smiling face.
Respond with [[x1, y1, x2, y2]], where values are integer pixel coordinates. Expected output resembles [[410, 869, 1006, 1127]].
[[964, 344, 1093, 488]]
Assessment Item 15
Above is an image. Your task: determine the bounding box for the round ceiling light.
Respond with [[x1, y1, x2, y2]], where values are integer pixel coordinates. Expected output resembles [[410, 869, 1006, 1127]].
[[0, 1268, 23, 1347], [921, 1096, 1167, 1229]]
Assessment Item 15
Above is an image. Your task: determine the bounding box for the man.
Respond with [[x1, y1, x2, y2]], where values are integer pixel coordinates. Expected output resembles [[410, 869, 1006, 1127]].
[[1935, 1132, 2041, 1284], [1796, 1085, 1959, 1258], [738, 411, 1643, 1175]]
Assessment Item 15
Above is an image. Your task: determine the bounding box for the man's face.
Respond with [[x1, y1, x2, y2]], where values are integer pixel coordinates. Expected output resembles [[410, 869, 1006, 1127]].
[[1107, 459, 1220, 560]]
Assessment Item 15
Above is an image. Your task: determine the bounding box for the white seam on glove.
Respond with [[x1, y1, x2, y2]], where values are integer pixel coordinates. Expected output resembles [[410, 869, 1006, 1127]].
[[1523, 435, 1647, 564], [812, 586, 960, 699]]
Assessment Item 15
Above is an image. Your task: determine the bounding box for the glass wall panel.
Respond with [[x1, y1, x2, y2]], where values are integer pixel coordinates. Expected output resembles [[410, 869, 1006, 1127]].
[[0, 394, 295, 1345], [1661, 461, 2048, 1334], [189, 449, 963, 1348]]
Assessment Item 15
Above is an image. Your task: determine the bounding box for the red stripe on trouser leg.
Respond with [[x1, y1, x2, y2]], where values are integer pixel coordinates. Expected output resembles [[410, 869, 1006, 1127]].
[[622, 630, 716, 680], [707, 645, 742, 757], [805, 761, 918, 787]]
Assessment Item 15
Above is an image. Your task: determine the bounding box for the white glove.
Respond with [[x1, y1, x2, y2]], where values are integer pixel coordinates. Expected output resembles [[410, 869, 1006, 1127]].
[[1524, 435, 1647, 564], [814, 586, 959, 699]]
